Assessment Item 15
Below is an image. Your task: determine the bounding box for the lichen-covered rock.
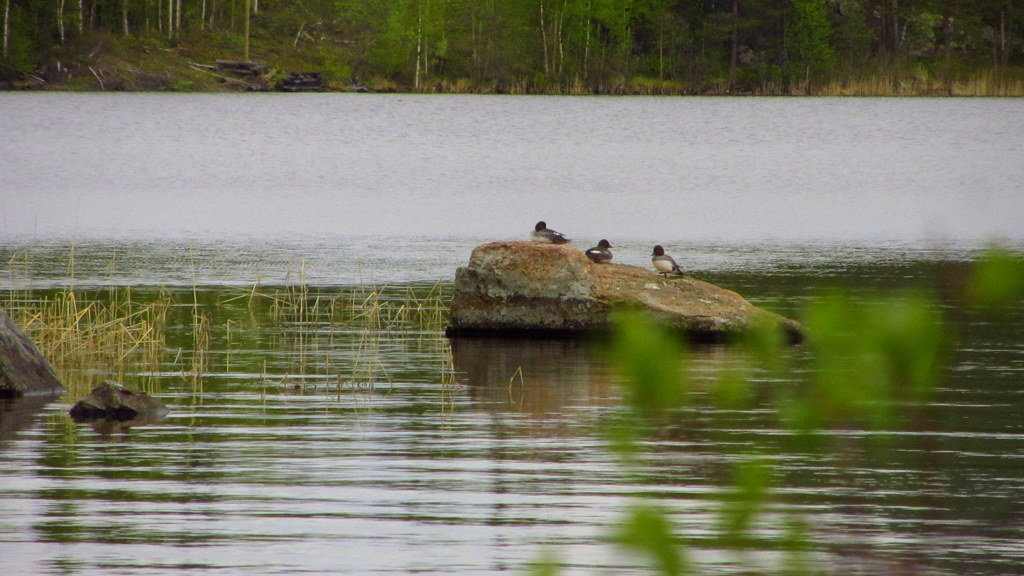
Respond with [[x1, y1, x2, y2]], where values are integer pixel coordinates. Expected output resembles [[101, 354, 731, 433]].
[[0, 308, 64, 397], [69, 381, 167, 421], [447, 242, 802, 342]]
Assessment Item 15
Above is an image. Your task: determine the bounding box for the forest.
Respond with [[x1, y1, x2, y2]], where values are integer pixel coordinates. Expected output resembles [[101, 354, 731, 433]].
[[2, 0, 1022, 94]]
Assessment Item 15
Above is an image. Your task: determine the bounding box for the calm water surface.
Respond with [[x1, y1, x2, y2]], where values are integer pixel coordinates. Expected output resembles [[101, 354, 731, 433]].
[[1, 95, 1023, 575], [1, 94, 1022, 244]]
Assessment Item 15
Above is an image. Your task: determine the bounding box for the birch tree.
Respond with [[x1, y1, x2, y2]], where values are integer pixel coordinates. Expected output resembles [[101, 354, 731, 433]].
[[57, 0, 66, 43], [2, 0, 10, 59]]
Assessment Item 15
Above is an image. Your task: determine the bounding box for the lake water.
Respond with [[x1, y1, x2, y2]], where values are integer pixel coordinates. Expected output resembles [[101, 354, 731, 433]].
[[1, 94, 1022, 245], [1, 94, 1023, 576]]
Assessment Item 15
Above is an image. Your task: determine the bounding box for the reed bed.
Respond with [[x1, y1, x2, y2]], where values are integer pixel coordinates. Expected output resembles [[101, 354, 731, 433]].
[[780, 70, 1024, 97], [2, 286, 170, 399], [405, 68, 1024, 96], [248, 277, 451, 394], [2, 250, 454, 404]]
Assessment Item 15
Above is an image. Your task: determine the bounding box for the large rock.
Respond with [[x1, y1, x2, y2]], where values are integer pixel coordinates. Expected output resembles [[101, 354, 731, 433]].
[[69, 381, 167, 421], [0, 308, 64, 397], [447, 242, 802, 342]]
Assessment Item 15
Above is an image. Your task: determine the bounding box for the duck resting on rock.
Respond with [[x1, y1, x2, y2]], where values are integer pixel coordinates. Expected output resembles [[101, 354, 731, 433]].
[[530, 221, 571, 244], [651, 245, 684, 277], [585, 239, 613, 263]]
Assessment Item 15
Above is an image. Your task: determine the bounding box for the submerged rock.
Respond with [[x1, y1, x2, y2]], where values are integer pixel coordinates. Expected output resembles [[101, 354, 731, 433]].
[[0, 308, 64, 397], [69, 381, 167, 421], [446, 242, 802, 342]]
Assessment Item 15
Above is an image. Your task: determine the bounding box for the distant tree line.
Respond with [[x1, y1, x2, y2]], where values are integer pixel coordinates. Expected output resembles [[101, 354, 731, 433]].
[[2, 0, 1021, 91]]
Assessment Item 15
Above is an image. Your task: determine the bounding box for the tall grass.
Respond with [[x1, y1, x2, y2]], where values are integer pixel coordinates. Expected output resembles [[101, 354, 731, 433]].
[[2, 249, 453, 402], [2, 290, 169, 399], [812, 70, 1024, 96], [2, 247, 169, 400], [408, 67, 1024, 96], [234, 272, 450, 394], [262, 277, 450, 393]]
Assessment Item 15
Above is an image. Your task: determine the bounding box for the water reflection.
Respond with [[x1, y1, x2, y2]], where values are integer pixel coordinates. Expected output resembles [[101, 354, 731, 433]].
[[452, 337, 619, 415], [0, 396, 56, 444], [72, 412, 168, 437]]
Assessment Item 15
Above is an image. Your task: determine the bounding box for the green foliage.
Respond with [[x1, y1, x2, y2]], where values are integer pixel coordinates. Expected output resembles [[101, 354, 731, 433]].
[[1, 5, 38, 79], [801, 290, 948, 430], [593, 255, 981, 574], [786, 0, 837, 79], [605, 309, 690, 459], [738, 315, 790, 373], [611, 309, 689, 422], [526, 551, 561, 576], [612, 504, 689, 576], [830, 0, 874, 63], [370, 0, 417, 78], [781, 514, 813, 576], [966, 246, 1024, 312], [6, 0, 1024, 92], [708, 317, 790, 411], [717, 456, 774, 546]]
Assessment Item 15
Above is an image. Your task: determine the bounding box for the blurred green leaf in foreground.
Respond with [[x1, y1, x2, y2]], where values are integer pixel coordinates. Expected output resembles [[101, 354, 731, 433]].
[[966, 245, 1024, 313], [539, 246, 1023, 575]]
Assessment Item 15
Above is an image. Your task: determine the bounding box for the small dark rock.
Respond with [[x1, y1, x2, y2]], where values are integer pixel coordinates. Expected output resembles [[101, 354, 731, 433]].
[[69, 381, 167, 422]]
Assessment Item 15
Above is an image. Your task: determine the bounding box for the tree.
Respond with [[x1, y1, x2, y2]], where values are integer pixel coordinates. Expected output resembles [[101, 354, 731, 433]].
[[786, 0, 836, 84], [3, 0, 9, 59]]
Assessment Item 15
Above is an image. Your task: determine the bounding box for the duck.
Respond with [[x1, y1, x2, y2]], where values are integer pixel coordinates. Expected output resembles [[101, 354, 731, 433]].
[[651, 245, 684, 276], [585, 239, 613, 263], [530, 221, 571, 244]]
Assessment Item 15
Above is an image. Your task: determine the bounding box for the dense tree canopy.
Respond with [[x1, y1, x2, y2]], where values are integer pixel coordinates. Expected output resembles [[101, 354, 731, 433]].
[[2, 0, 1022, 92]]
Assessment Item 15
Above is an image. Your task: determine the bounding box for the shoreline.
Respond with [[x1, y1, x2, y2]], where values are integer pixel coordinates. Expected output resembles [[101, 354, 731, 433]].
[[3, 36, 1022, 98], [5, 81, 1023, 97]]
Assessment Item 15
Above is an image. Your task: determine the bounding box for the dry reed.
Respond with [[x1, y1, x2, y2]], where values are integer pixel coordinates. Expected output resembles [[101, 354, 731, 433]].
[[3, 249, 454, 404], [2, 286, 169, 399]]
